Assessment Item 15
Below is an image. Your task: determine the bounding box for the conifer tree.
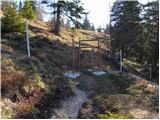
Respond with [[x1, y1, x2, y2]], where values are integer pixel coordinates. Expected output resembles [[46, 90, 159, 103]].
[[18, 0, 22, 15], [83, 13, 91, 30], [104, 24, 110, 34], [2, 3, 24, 33], [21, 0, 36, 20], [91, 23, 95, 31], [97, 26, 102, 32], [110, 0, 159, 81], [142, 1, 159, 67], [110, 1, 141, 58], [42, 0, 85, 35]]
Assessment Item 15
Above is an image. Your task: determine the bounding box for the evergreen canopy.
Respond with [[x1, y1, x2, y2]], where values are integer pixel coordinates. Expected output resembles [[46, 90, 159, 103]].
[[21, 0, 36, 20], [2, 3, 24, 33], [42, 0, 85, 35]]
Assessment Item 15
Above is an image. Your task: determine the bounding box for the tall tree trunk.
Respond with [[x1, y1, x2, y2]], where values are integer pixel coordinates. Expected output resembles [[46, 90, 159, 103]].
[[54, 5, 61, 35]]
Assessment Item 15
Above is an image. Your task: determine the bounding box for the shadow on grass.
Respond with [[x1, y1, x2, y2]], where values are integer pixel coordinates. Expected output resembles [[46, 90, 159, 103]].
[[78, 70, 134, 97]]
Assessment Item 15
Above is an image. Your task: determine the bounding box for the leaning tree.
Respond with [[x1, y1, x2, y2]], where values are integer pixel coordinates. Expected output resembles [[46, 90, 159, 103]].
[[42, 0, 85, 35]]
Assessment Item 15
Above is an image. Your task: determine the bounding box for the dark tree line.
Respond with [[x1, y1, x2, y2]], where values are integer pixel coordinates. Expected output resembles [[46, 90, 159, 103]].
[[110, 0, 159, 80]]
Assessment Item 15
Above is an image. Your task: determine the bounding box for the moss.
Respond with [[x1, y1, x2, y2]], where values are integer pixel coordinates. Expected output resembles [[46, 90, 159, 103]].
[[95, 112, 131, 119]]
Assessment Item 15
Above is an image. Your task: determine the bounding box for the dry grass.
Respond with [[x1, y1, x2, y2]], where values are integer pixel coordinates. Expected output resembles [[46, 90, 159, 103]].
[[1, 71, 26, 94], [2, 19, 157, 119]]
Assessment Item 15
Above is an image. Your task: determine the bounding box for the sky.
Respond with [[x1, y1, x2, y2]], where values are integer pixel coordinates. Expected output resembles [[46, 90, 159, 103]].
[[17, 0, 150, 29], [80, 0, 149, 29]]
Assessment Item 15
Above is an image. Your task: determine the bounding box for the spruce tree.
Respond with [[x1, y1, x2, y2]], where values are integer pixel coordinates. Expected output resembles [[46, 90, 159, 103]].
[[42, 0, 85, 35], [142, 1, 159, 67], [91, 23, 95, 31], [104, 24, 110, 34], [21, 0, 36, 20], [97, 26, 102, 32], [83, 13, 91, 30], [18, 0, 22, 15], [1, 3, 25, 33], [110, 1, 141, 57]]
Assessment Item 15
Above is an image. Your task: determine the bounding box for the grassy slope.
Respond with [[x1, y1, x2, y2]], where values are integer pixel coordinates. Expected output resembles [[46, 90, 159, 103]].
[[1, 20, 109, 118], [1, 20, 158, 119], [77, 70, 158, 119]]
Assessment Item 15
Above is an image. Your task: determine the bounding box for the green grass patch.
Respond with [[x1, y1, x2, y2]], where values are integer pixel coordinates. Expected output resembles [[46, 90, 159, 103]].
[[94, 112, 131, 119]]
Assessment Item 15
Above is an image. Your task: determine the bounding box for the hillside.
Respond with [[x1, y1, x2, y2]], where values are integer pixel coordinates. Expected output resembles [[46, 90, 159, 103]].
[[1, 20, 159, 119]]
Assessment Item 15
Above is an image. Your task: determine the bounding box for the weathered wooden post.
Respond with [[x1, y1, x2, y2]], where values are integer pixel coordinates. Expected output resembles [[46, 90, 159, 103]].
[[26, 20, 31, 57], [120, 49, 123, 72]]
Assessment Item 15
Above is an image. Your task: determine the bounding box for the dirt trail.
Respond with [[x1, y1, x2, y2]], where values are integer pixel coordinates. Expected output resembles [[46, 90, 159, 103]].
[[51, 88, 87, 119]]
